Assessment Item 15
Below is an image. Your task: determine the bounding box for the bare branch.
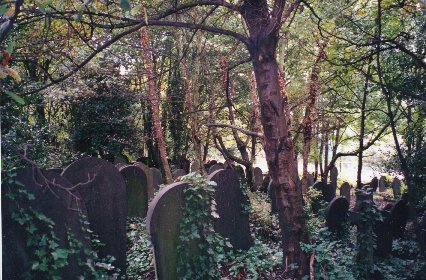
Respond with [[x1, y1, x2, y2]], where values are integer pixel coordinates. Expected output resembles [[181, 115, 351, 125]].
[[207, 123, 264, 138]]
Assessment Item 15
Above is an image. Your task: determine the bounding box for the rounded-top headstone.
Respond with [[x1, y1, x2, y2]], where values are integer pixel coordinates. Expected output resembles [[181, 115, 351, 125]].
[[120, 166, 149, 218], [325, 197, 349, 232], [389, 199, 409, 238], [253, 167, 263, 190], [208, 164, 224, 175], [340, 182, 351, 204], [3, 168, 88, 279], [151, 167, 164, 195], [313, 181, 335, 202], [134, 162, 154, 199], [330, 166, 338, 182], [62, 157, 127, 273], [391, 177, 401, 197], [234, 165, 246, 184], [208, 169, 253, 250], [146, 182, 193, 280], [379, 176, 387, 192], [172, 168, 186, 180]]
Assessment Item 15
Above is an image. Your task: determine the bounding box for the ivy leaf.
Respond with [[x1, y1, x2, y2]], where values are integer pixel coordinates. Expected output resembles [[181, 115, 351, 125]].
[[5, 90, 25, 105], [119, 0, 131, 12], [211, 211, 219, 218]]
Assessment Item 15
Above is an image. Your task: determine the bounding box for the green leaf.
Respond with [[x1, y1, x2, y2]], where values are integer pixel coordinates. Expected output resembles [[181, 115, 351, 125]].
[[0, 4, 8, 16], [119, 0, 131, 12], [5, 91, 25, 105]]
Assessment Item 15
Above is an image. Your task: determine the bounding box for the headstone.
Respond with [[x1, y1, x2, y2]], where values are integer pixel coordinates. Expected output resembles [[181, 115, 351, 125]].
[[120, 166, 148, 218], [330, 166, 338, 197], [313, 181, 335, 202], [306, 173, 315, 188], [2, 168, 88, 279], [151, 167, 164, 195], [208, 169, 253, 250], [261, 174, 270, 193], [134, 162, 154, 199], [234, 165, 246, 185], [374, 210, 393, 257], [389, 199, 409, 238], [253, 167, 263, 190], [190, 161, 200, 173], [370, 177, 379, 192], [340, 182, 351, 204], [391, 177, 401, 197], [208, 164, 223, 175], [325, 197, 349, 232], [147, 182, 202, 280], [172, 168, 186, 180], [62, 157, 127, 273], [379, 176, 387, 192]]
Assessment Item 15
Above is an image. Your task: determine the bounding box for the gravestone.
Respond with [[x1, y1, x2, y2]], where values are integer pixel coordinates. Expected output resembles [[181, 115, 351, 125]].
[[134, 162, 154, 199], [115, 163, 127, 170], [340, 182, 351, 204], [370, 177, 379, 192], [379, 176, 387, 192], [261, 174, 270, 193], [172, 168, 186, 180], [374, 210, 393, 257], [120, 166, 148, 218], [62, 157, 127, 274], [306, 173, 315, 188], [389, 199, 409, 238], [147, 182, 204, 280], [151, 167, 164, 195], [190, 161, 200, 173], [234, 165, 247, 185], [325, 197, 349, 232], [208, 169, 253, 250], [391, 177, 401, 197], [208, 164, 223, 175], [2, 168, 88, 279], [253, 167, 263, 190], [313, 181, 335, 202]]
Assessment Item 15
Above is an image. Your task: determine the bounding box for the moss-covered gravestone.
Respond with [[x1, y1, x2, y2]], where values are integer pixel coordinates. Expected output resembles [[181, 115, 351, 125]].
[[2, 168, 88, 279], [208, 169, 253, 250], [62, 157, 127, 274], [120, 166, 148, 218]]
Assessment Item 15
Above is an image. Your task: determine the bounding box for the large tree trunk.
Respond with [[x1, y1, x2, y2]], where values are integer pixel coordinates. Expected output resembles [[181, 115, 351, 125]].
[[140, 28, 173, 183]]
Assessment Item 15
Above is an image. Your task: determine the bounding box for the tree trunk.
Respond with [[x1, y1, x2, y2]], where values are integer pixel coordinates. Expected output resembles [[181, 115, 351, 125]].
[[140, 28, 173, 183]]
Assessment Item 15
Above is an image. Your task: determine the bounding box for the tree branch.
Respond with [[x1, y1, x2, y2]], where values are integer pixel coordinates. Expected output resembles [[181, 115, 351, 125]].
[[207, 123, 264, 138]]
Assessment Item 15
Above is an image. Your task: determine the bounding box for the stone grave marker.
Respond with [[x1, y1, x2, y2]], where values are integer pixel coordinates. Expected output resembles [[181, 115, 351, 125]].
[[134, 162, 154, 199], [370, 177, 379, 192], [313, 181, 335, 202], [379, 176, 387, 192], [2, 168, 88, 279], [253, 167, 263, 190], [374, 209, 393, 257], [208, 164, 223, 175], [120, 166, 148, 218], [325, 197, 349, 232], [147, 182, 205, 280], [172, 168, 186, 180], [62, 157, 127, 274], [391, 177, 401, 197], [190, 161, 200, 173], [261, 174, 270, 193], [208, 169, 253, 250], [340, 182, 351, 204], [389, 199, 409, 238], [234, 165, 246, 185], [151, 167, 164, 195]]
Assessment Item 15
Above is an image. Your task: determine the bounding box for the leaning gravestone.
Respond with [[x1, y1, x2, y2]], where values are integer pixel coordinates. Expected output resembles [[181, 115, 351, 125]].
[[370, 177, 379, 192], [253, 167, 263, 190], [391, 177, 401, 197], [389, 199, 409, 238], [120, 166, 148, 218], [147, 182, 204, 280], [151, 167, 164, 195], [340, 182, 351, 204], [330, 167, 338, 195], [3, 168, 88, 279], [325, 197, 349, 232], [62, 157, 127, 274], [208, 164, 223, 175], [208, 169, 253, 250], [172, 168, 186, 180], [379, 176, 387, 192], [134, 162, 154, 199]]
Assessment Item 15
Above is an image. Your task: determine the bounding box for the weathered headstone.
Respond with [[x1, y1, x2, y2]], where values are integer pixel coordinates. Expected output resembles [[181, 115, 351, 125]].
[[330, 166, 338, 197], [379, 176, 387, 192], [151, 167, 164, 195], [146, 182, 200, 280], [172, 168, 186, 180], [391, 177, 401, 197], [253, 167, 263, 190], [389, 199, 409, 238], [134, 162, 154, 199], [325, 197, 349, 232], [340, 182, 351, 204], [313, 181, 335, 202], [208, 169, 253, 250], [120, 166, 148, 218], [234, 165, 246, 185], [208, 164, 223, 175], [2, 168, 88, 279], [190, 161, 200, 173], [370, 177, 379, 192], [62, 157, 127, 274]]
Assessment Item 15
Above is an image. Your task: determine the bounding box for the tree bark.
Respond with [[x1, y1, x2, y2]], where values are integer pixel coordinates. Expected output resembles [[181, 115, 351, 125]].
[[140, 27, 173, 183]]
